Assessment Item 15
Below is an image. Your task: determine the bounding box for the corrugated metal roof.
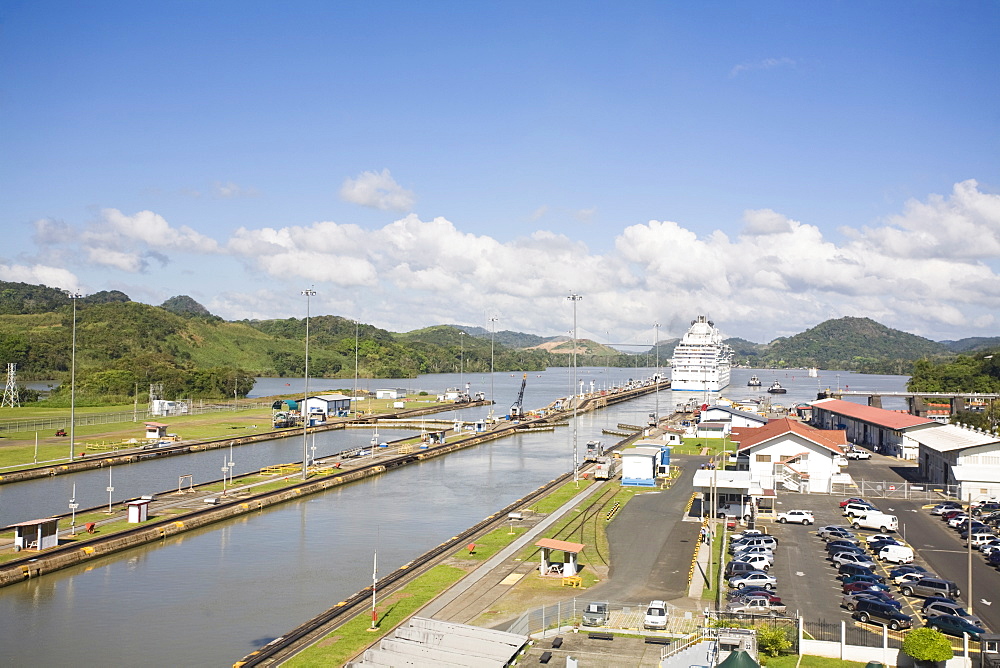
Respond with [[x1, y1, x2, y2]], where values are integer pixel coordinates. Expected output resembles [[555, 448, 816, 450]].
[[733, 417, 847, 454], [810, 398, 937, 429], [909, 423, 1000, 453], [536, 538, 585, 553]]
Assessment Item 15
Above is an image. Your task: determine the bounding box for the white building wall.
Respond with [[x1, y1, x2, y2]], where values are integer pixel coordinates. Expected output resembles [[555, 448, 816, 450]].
[[745, 436, 839, 494]]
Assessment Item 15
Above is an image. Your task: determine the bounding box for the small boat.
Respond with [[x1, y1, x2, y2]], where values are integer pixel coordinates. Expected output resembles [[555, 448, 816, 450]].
[[767, 381, 787, 394], [808, 367, 818, 378], [747, 375, 761, 387]]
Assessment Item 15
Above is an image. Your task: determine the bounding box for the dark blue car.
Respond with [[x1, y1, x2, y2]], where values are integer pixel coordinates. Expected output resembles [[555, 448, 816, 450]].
[[926, 614, 986, 639]]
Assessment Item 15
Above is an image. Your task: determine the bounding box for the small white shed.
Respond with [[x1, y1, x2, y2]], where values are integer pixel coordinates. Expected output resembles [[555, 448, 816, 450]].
[[13, 517, 60, 551], [376, 388, 407, 400], [127, 500, 150, 523], [621, 446, 662, 487]]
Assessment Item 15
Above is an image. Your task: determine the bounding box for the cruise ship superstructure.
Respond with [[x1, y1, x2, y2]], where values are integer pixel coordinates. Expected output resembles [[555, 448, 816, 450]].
[[669, 315, 733, 392]]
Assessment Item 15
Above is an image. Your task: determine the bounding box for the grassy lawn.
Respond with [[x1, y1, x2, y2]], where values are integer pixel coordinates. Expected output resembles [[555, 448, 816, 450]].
[[284, 564, 467, 667], [700, 524, 726, 602], [0, 395, 455, 471]]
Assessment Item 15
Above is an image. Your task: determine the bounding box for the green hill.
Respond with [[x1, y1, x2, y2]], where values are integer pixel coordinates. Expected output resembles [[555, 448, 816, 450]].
[[759, 316, 946, 372]]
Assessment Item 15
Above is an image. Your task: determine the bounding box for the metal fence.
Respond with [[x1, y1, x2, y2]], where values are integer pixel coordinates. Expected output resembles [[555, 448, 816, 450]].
[[0, 401, 275, 435], [504, 599, 703, 638], [859, 479, 960, 501], [806, 617, 981, 656]]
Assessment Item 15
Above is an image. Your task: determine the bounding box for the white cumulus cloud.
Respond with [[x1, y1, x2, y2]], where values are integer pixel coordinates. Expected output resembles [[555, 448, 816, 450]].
[[339, 169, 416, 211]]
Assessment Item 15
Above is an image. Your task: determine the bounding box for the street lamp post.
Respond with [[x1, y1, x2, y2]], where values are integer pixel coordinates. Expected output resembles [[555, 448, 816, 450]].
[[654, 322, 660, 426], [354, 319, 360, 413], [68, 292, 82, 462], [301, 288, 316, 480], [568, 293, 582, 484], [459, 331, 465, 394], [489, 316, 498, 418]]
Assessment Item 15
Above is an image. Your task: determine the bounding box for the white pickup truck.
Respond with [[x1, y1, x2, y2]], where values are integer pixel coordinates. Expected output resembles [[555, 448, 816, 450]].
[[845, 449, 872, 460]]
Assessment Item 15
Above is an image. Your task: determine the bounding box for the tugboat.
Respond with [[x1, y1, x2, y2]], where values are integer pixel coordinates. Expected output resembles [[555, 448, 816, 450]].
[[767, 381, 787, 394], [747, 375, 761, 387]]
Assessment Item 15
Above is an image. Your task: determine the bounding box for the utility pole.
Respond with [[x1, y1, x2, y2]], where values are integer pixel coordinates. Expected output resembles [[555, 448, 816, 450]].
[[301, 288, 316, 480], [567, 293, 582, 484]]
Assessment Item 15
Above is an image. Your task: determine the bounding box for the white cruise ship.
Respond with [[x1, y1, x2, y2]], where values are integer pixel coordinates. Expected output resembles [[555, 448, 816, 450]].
[[669, 315, 733, 392]]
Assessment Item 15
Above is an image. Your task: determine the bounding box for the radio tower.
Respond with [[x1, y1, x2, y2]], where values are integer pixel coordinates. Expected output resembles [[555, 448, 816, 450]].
[[2, 363, 20, 408]]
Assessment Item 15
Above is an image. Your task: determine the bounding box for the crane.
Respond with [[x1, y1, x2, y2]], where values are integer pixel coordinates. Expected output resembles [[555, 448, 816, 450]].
[[509, 373, 527, 420]]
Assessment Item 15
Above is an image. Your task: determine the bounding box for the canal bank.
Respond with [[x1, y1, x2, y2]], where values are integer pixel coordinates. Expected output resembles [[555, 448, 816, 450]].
[[0, 381, 666, 589]]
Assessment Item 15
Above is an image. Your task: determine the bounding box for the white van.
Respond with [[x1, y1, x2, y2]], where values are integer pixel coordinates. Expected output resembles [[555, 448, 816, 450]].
[[852, 512, 898, 533], [877, 544, 913, 564]]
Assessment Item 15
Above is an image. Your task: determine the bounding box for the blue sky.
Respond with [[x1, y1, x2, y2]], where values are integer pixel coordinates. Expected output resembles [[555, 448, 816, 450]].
[[1, 1, 998, 346]]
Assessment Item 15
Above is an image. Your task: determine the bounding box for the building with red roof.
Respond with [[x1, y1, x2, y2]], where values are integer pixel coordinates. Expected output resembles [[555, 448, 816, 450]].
[[731, 418, 849, 494], [809, 398, 938, 460]]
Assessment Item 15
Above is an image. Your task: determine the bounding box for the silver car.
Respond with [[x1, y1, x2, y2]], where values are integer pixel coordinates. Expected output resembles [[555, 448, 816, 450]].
[[728, 571, 777, 590], [832, 551, 876, 568], [923, 601, 982, 627]]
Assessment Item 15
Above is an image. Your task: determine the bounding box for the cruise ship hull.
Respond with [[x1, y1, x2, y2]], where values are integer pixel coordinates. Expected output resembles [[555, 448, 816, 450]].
[[669, 315, 733, 392]]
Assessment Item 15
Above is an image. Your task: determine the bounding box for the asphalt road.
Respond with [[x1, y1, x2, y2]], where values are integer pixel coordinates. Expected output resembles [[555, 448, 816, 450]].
[[754, 456, 1000, 637], [589, 452, 701, 604]]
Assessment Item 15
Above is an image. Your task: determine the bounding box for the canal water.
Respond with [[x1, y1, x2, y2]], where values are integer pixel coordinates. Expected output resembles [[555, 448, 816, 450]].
[[0, 368, 907, 666]]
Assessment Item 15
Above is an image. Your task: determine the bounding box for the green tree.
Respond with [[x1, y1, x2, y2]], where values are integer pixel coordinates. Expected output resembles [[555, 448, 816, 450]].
[[756, 625, 793, 658]]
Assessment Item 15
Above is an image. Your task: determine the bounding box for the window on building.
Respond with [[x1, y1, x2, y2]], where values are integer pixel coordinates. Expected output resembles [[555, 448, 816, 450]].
[[756, 454, 771, 463]]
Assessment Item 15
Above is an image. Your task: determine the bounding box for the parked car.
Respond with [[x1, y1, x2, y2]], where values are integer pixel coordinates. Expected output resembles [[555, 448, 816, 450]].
[[977, 538, 1000, 553], [947, 514, 971, 528], [818, 525, 856, 541], [842, 573, 887, 586], [728, 571, 777, 590], [889, 565, 929, 582], [922, 600, 983, 627], [988, 551, 1000, 568], [931, 501, 963, 515], [845, 450, 872, 460], [877, 544, 914, 564], [839, 563, 878, 580], [730, 528, 767, 541], [972, 502, 1000, 516], [844, 502, 878, 518], [843, 581, 891, 594], [644, 600, 667, 629], [725, 597, 787, 616], [893, 571, 927, 587], [899, 577, 961, 599], [842, 591, 900, 611], [926, 614, 986, 640], [852, 599, 913, 631], [832, 551, 876, 568], [826, 540, 866, 555], [777, 509, 815, 525], [852, 512, 898, 533], [725, 560, 761, 578], [581, 601, 609, 626], [865, 533, 897, 546], [728, 591, 783, 605], [733, 545, 774, 557], [726, 586, 774, 601], [733, 553, 772, 571], [840, 498, 870, 508], [729, 536, 778, 553]]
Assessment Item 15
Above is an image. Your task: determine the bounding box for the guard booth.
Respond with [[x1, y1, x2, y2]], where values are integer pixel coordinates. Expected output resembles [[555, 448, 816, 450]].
[[12, 518, 59, 551], [126, 500, 150, 523], [144, 422, 169, 440], [424, 429, 447, 445], [535, 538, 584, 576]]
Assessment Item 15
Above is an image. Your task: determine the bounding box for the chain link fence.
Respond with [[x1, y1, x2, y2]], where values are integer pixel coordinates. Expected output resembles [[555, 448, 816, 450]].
[[0, 401, 275, 435]]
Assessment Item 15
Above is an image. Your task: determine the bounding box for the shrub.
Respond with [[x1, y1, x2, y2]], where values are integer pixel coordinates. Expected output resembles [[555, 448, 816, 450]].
[[757, 625, 793, 658], [902, 627, 953, 663]]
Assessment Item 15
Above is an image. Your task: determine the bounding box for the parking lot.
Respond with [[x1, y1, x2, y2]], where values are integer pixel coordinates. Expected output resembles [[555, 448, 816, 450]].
[[738, 479, 1000, 640]]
